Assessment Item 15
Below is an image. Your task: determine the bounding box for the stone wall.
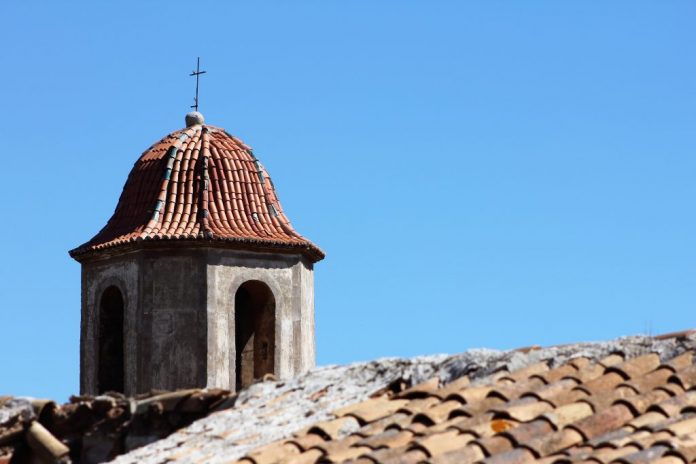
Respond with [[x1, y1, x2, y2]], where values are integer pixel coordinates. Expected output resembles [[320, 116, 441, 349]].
[[80, 255, 139, 395], [80, 246, 315, 395], [206, 249, 315, 389]]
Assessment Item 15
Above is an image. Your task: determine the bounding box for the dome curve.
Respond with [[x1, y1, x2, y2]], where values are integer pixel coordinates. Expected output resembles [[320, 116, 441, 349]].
[[70, 123, 324, 262]]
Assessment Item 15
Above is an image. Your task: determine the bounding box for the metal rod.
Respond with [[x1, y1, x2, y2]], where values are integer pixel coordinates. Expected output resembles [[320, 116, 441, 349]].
[[190, 57, 207, 112]]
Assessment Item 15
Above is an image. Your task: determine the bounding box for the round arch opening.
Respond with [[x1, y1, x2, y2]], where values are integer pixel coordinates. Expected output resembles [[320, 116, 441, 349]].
[[98, 286, 124, 393], [235, 280, 275, 390]]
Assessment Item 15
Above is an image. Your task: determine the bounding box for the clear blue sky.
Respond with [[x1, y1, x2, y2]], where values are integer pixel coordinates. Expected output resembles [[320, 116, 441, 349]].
[[1, 2, 694, 401]]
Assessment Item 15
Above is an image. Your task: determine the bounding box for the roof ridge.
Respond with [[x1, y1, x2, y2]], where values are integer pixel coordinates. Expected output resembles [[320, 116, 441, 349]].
[[141, 128, 199, 238], [197, 126, 213, 239]]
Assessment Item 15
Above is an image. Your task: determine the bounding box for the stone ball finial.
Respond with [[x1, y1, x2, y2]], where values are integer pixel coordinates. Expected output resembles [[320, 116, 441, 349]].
[[185, 111, 205, 127]]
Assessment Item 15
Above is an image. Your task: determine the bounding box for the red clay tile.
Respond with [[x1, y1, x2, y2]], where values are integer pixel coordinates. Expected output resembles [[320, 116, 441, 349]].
[[523, 427, 584, 457], [170, 341, 696, 464], [669, 366, 696, 391], [475, 435, 515, 456], [567, 404, 635, 440], [607, 353, 661, 381], [502, 419, 555, 445], [70, 124, 324, 262], [480, 447, 537, 464], [653, 330, 696, 341]]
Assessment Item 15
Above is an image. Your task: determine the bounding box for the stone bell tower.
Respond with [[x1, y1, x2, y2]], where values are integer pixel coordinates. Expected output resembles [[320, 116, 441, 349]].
[[69, 112, 324, 395]]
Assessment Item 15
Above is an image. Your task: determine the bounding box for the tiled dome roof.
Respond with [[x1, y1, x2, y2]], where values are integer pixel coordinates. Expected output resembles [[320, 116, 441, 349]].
[[70, 115, 324, 262]]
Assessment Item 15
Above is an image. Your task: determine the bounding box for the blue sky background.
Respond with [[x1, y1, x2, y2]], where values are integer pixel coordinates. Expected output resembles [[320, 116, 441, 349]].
[[1, 2, 694, 401]]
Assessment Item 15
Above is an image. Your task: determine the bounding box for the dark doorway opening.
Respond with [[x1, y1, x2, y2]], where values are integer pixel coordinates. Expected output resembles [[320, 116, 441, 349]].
[[235, 281, 275, 390], [98, 286, 124, 393]]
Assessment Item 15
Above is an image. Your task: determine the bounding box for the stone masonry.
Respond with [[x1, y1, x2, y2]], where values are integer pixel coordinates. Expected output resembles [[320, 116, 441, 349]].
[[79, 246, 315, 395]]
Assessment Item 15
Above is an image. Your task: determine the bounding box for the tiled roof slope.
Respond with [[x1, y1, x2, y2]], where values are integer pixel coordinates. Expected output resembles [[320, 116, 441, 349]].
[[112, 330, 696, 464], [236, 331, 696, 464], [3, 332, 695, 464], [0, 389, 233, 464], [69, 117, 323, 262]]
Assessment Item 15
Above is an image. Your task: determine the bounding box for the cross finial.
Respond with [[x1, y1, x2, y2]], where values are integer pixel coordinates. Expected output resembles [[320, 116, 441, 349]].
[[190, 57, 207, 112]]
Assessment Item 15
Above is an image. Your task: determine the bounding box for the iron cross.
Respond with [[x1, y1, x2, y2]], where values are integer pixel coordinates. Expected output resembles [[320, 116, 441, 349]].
[[190, 57, 207, 112]]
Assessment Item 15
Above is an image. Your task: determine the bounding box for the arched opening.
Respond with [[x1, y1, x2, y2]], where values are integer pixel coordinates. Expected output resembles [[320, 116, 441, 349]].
[[98, 286, 124, 393], [235, 280, 275, 390]]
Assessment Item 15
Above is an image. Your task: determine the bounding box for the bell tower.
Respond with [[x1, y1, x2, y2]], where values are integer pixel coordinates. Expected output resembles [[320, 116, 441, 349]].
[[70, 112, 324, 395]]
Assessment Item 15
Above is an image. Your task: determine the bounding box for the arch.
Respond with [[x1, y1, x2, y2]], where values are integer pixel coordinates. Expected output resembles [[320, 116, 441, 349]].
[[98, 286, 125, 393], [235, 280, 275, 390]]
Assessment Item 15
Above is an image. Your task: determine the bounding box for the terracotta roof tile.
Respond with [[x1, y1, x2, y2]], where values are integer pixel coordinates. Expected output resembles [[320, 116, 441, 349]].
[[51, 330, 691, 464], [333, 398, 410, 424], [523, 378, 579, 404], [630, 410, 671, 429], [310, 434, 362, 456], [429, 444, 485, 463], [354, 412, 411, 436], [567, 403, 635, 440], [308, 417, 361, 441], [410, 399, 462, 425], [285, 434, 326, 452], [288, 448, 323, 464], [620, 367, 673, 394], [649, 391, 696, 418], [575, 371, 626, 396], [475, 434, 516, 456], [531, 363, 578, 384], [498, 362, 550, 384], [443, 385, 491, 404], [70, 123, 323, 262], [608, 353, 662, 380], [411, 429, 471, 456], [244, 441, 301, 464], [567, 362, 606, 384], [654, 330, 696, 341], [599, 353, 626, 367], [481, 447, 537, 464], [616, 389, 673, 416], [669, 366, 696, 390], [542, 401, 594, 429], [224, 338, 696, 464], [0, 388, 235, 464], [489, 378, 547, 402], [433, 376, 472, 399], [493, 399, 554, 422], [397, 397, 441, 416], [322, 445, 372, 463], [524, 427, 585, 457], [394, 377, 441, 399], [355, 429, 413, 450], [448, 397, 506, 420], [501, 418, 555, 445], [354, 445, 425, 463]]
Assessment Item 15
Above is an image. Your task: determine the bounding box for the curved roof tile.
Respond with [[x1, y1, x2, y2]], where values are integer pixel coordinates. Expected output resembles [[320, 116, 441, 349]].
[[69, 122, 324, 262]]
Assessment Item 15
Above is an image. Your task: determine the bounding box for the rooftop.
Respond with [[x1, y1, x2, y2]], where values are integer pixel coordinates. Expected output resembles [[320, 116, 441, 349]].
[[3, 330, 696, 464], [69, 113, 324, 262]]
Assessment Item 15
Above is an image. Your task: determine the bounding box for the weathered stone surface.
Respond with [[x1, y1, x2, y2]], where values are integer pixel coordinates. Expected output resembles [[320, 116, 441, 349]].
[[0, 398, 34, 427], [80, 247, 315, 395]]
